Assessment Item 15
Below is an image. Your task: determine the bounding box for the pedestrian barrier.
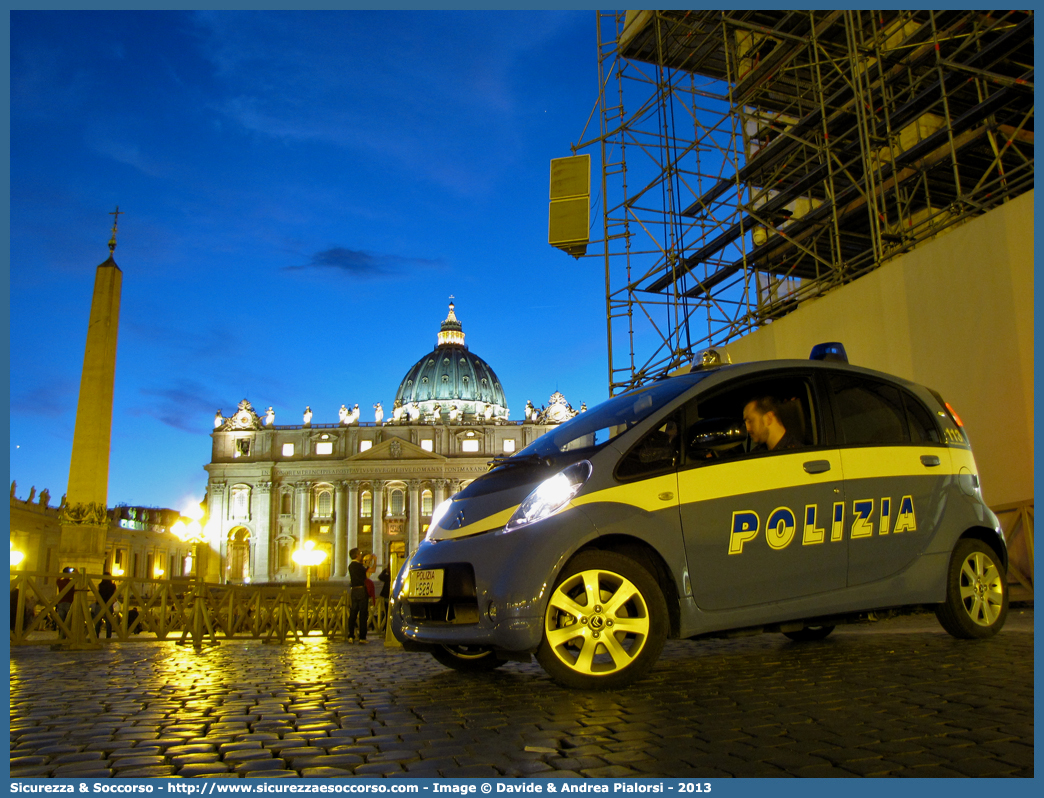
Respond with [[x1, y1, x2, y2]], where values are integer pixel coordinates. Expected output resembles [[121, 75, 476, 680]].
[[994, 499, 1034, 598], [8, 570, 387, 648]]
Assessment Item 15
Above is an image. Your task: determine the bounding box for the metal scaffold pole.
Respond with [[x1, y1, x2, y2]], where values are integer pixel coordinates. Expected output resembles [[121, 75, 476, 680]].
[[578, 10, 1033, 394]]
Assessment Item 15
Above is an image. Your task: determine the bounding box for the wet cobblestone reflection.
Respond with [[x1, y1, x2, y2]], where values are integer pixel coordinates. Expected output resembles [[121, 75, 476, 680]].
[[9, 610, 1034, 778]]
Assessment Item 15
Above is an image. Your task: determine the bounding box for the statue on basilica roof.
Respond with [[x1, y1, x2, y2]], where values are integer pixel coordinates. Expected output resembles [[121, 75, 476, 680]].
[[536, 391, 579, 425]]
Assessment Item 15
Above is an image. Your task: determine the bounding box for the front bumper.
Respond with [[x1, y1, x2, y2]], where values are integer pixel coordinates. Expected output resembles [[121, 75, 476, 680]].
[[391, 507, 594, 653]]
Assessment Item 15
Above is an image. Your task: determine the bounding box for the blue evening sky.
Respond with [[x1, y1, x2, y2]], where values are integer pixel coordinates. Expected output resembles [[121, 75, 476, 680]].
[[9, 10, 608, 513]]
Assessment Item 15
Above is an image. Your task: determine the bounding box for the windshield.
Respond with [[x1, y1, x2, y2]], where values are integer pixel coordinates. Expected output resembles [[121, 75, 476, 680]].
[[517, 372, 708, 458]]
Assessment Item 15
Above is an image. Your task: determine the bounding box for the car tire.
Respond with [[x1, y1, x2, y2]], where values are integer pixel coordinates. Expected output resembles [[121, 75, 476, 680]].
[[935, 538, 1009, 639], [431, 644, 505, 672], [782, 625, 835, 642], [536, 550, 668, 689]]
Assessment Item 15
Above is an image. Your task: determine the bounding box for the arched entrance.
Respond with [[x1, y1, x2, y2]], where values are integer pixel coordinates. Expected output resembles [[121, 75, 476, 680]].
[[227, 527, 251, 583]]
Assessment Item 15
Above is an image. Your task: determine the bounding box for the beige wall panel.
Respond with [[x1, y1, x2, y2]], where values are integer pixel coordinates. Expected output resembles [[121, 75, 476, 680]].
[[725, 191, 1033, 508]]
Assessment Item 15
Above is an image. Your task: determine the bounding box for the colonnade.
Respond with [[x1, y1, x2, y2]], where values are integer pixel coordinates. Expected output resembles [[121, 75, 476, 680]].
[[208, 477, 458, 584]]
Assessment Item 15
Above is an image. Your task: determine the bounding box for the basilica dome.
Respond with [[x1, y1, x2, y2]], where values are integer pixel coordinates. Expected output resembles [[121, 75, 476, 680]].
[[394, 303, 509, 421]]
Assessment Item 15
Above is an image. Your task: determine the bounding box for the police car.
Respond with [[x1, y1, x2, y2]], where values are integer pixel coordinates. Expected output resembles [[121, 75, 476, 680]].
[[390, 344, 1008, 689]]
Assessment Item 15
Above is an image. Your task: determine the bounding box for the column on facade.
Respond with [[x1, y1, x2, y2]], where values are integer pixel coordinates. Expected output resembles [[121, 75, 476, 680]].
[[254, 481, 272, 582], [433, 479, 447, 508], [333, 481, 347, 578], [347, 481, 360, 553], [371, 480, 384, 566], [407, 480, 421, 555], [205, 482, 226, 583], [294, 482, 310, 581]]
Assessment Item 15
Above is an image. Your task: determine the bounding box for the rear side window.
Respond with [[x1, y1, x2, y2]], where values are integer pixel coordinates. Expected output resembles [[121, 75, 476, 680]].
[[904, 393, 941, 444], [828, 374, 908, 446]]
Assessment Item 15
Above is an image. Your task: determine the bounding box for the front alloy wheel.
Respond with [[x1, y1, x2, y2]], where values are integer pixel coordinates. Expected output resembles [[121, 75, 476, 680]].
[[536, 551, 667, 689], [431, 644, 504, 672], [783, 625, 835, 642], [936, 539, 1008, 639]]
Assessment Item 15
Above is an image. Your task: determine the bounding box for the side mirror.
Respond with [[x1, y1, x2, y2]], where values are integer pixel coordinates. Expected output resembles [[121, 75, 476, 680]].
[[687, 417, 747, 459]]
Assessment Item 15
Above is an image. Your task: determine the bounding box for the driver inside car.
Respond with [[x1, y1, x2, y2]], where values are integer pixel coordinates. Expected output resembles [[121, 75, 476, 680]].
[[743, 395, 804, 452]]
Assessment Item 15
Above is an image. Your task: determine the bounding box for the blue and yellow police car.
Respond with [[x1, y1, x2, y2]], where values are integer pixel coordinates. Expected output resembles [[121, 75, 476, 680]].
[[390, 344, 1008, 689]]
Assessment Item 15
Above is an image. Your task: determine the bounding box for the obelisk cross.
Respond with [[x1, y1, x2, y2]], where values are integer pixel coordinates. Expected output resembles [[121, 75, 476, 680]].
[[108, 206, 123, 253]]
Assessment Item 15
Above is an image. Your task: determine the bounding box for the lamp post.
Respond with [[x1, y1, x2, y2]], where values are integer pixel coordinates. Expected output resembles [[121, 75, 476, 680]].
[[11, 541, 25, 639], [292, 540, 326, 590], [173, 516, 218, 649]]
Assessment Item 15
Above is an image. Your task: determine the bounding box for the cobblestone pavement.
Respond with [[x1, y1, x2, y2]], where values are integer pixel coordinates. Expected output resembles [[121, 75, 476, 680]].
[[9, 607, 1034, 778]]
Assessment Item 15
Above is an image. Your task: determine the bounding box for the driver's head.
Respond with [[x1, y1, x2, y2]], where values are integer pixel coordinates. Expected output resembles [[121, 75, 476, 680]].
[[743, 396, 782, 445]]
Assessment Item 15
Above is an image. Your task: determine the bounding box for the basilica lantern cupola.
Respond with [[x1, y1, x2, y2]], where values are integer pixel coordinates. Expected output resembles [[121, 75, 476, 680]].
[[394, 301, 509, 422]]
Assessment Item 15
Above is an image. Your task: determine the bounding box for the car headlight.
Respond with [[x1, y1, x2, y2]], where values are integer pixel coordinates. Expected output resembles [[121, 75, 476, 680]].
[[504, 460, 592, 533], [426, 499, 453, 539]]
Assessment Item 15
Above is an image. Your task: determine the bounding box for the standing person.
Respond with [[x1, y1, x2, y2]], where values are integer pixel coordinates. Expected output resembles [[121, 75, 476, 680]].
[[347, 548, 369, 644], [93, 570, 117, 639], [377, 565, 391, 629], [55, 567, 76, 636]]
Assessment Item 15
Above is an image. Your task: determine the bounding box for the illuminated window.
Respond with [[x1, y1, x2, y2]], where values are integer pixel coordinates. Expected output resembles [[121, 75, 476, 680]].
[[503, 439, 516, 453], [319, 525, 330, 535], [282, 443, 295, 457], [390, 489, 405, 515], [421, 439, 433, 452], [317, 490, 332, 517], [316, 441, 333, 455], [422, 490, 433, 515], [232, 487, 250, 520], [234, 438, 250, 458], [361, 491, 372, 517], [462, 440, 479, 453], [359, 441, 372, 452]]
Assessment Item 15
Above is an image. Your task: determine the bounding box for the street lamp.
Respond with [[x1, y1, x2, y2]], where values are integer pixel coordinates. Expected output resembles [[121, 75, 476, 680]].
[[10, 541, 24, 568], [292, 540, 327, 590]]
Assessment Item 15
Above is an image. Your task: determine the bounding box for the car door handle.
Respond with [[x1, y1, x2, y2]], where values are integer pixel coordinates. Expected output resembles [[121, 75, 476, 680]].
[[803, 460, 831, 474], [920, 455, 941, 467]]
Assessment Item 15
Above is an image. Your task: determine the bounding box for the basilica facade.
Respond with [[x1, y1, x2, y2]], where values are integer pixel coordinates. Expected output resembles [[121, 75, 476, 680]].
[[204, 304, 579, 584]]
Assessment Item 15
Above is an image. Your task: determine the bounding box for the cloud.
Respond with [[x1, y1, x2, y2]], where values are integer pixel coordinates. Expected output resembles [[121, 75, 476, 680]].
[[136, 382, 226, 434], [10, 378, 78, 418], [285, 248, 441, 278]]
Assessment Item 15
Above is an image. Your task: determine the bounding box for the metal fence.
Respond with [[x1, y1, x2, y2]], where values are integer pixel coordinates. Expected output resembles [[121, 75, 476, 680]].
[[9, 570, 388, 649]]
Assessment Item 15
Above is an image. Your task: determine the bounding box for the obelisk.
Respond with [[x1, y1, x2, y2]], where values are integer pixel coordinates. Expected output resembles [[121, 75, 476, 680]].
[[58, 209, 124, 573]]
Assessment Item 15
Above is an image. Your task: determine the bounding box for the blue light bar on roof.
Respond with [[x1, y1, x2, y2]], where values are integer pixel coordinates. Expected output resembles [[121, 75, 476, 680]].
[[810, 342, 849, 363]]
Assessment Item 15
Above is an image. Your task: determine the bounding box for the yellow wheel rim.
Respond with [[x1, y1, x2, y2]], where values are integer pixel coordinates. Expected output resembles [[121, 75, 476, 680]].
[[959, 551, 1004, 626], [544, 567, 650, 676]]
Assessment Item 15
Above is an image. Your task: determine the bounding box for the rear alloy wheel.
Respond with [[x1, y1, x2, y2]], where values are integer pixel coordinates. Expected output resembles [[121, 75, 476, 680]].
[[536, 551, 667, 689], [783, 625, 835, 642], [431, 644, 504, 672], [935, 539, 1009, 639]]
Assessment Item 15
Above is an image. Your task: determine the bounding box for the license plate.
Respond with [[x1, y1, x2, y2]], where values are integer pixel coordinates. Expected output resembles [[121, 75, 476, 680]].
[[408, 569, 444, 601]]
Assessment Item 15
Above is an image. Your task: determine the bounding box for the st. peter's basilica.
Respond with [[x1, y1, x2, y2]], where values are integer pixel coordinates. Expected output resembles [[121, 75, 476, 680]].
[[205, 303, 580, 583]]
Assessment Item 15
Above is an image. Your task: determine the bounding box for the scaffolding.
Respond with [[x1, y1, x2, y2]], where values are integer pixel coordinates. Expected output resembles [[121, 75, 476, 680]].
[[575, 10, 1034, 395]]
